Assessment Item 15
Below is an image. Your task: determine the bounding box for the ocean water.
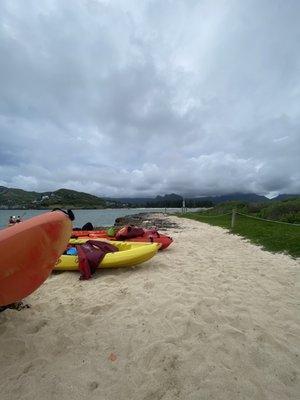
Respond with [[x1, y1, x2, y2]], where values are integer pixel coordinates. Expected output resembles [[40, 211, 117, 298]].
[[0, 208, 185, 230]]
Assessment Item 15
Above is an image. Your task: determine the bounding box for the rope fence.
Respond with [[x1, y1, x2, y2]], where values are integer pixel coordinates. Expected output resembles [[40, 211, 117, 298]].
[[236, 212, 300, 227], [191, 212, 232, 218], [185, 208, 300, 227]]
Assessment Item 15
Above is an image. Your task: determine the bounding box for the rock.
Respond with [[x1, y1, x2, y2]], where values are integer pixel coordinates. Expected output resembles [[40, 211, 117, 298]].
[[114, 213, 180, 231]]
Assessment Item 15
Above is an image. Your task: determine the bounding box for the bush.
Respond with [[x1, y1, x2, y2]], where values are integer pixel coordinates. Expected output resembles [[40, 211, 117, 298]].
[[258, 199, 300, 223], [204, 201, 248, 215]]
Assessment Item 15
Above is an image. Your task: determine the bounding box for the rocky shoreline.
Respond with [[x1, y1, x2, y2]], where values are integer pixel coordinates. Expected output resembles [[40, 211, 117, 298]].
[[113, 212, 181, 231]]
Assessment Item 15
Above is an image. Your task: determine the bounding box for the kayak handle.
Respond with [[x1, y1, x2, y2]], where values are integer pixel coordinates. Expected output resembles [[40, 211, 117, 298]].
[[52, 208, 75, 221]]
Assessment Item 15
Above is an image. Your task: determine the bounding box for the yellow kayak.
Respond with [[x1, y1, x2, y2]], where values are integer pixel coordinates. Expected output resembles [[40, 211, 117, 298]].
[[54, 239, 160, 270]]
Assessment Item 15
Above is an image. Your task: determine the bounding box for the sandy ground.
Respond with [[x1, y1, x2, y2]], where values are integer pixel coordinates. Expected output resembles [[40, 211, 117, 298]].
[[0, 214, 299, 400]]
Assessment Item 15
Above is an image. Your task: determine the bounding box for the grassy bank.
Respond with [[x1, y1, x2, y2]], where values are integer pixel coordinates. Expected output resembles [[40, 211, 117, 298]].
[[178, 211, 300, 258]]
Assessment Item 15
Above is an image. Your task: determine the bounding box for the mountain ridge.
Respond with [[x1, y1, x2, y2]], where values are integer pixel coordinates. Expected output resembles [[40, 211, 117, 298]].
[[0, 186, 299, 209]]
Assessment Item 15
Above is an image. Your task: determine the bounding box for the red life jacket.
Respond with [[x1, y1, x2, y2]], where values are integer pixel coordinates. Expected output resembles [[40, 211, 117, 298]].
[[115, 225, 145, 240], [76, 240, 118, 280]]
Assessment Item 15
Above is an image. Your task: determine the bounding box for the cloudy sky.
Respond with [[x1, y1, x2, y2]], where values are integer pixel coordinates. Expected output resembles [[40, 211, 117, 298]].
[[0, 0, 299, 198]]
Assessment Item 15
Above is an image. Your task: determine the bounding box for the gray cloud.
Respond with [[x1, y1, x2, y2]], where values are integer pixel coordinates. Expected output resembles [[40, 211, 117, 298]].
[[0, 0, 299, 197]]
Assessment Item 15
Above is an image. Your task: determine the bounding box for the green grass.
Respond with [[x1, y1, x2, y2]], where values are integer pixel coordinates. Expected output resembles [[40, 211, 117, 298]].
[[178, 211, 300, 258]]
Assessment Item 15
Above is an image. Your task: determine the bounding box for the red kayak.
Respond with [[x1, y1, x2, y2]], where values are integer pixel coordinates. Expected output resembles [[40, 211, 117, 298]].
[[72, 230, 107, 238], [0, 210, 73, 306], [71, 227, 173, 250]]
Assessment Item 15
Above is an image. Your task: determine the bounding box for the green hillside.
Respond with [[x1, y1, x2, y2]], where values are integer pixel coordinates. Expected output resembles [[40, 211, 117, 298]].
[[44, 188, 106, 208], [0, 187, 107, 209], [0, 186, 39, 208]]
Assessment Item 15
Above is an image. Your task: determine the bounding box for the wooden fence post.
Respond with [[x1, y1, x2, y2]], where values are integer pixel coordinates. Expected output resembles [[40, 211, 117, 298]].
[[182, 199, 186, 213], [231, 209, 236, 228]]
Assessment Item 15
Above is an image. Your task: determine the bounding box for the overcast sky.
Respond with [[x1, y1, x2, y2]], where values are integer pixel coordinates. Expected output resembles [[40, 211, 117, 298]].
[[0, 0, 299, 198]]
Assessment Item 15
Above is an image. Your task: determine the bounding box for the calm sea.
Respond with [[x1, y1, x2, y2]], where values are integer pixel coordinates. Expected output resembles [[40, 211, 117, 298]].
[[0, 208, 185, 230]]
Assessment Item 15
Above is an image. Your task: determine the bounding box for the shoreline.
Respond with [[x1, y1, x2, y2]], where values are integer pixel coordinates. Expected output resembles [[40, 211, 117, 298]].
[[0, 214, 299, 399], [113, 211, 181, 230]]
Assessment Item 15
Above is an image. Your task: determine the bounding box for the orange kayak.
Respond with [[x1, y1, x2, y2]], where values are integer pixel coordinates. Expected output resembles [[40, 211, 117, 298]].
[[0, 210, 72, 306], [72, 230, 107, 238]]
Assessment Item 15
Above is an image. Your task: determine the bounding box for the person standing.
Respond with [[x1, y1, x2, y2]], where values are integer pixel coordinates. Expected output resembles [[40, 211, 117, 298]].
[[8, 216, 16, 226]]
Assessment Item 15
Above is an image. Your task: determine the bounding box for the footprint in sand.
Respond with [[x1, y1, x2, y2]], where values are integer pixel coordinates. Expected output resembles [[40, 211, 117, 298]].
[[0, 324, 7, 335], [143, 281, 155, 291], [22, 362, 34, 374], [26, 319, 48, 334], [90, 304, 113, 315], [88, 381, 99, 391], [102, 277, 118, 285], [119, 287, 129, 295], [20, 358, 48, 378], [1, 339, 26, 358]]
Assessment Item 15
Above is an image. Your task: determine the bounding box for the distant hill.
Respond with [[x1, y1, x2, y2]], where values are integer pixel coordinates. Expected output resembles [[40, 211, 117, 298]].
[[0, 186, 40, 208], [155, 193, 183, 201], [271, 194, 300, 202], [111, 192, 299, 208], [109, 193, 186, 206], [42, 188, 107, 208], [107, 193, 187, 206], [0, 187, 108, 209], [200, 193, 270, 204], [109, 197, 154, 206], [111, 192, 271, 207]]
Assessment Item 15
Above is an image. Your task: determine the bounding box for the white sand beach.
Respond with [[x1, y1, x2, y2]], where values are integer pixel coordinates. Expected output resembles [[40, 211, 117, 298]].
[[0, 214, 299, 400]]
